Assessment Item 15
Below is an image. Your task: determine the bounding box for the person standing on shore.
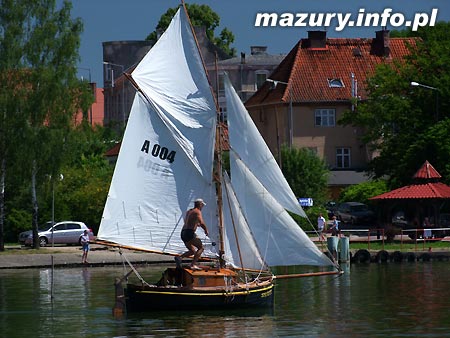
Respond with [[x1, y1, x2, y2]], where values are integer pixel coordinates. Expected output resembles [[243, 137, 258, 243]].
[[317, 213, 326, 241], [81, 230, 90, 264], [330, 216, 340, 237]]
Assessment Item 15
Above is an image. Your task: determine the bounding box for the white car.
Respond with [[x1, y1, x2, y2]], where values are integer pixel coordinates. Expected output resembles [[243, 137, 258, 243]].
[[19, 221, 94, 247]]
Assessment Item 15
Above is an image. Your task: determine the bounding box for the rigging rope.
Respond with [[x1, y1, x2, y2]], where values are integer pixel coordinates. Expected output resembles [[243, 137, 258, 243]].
[[288, 268, 343, 298], [118, 249, 152, 288]]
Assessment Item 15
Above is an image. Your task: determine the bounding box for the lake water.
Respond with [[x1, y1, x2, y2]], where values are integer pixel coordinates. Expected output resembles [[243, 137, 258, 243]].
[[1, 261, 450, 337]]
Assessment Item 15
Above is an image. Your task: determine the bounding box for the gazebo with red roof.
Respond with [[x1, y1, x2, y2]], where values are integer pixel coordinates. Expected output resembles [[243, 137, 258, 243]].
[[370, 161, 450, 233]]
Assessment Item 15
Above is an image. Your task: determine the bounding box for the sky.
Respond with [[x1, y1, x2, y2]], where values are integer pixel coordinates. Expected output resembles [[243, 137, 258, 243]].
[[65, 0, 450, 85]]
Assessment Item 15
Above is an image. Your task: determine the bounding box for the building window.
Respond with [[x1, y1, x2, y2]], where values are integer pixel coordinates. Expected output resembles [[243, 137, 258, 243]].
[[328, 78, 344, 88], [315, 109, 335, 127], [219, 106, 227, 123], [218, 73, 225, 94], [104, 64, 112, 88], [336, 148, 351, 168], [255, 71, 269, 90]]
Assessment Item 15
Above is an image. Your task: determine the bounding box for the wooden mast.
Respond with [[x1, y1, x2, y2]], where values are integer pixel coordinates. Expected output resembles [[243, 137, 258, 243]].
[[181, 1, 226, 267]]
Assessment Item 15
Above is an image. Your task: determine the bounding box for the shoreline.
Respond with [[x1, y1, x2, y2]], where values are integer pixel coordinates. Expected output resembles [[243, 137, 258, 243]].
[[1, 240, 450, 269], [0, 244, 171, 269]]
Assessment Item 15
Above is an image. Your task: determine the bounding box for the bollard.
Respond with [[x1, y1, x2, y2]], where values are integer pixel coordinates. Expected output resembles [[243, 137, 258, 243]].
[[339, 236, 350, 262], [327, 236, 339, 262]]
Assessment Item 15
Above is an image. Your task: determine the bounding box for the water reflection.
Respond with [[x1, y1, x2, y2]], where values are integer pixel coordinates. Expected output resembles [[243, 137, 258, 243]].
[[1, 262, 450, 337], [123, 309, 276, 337]]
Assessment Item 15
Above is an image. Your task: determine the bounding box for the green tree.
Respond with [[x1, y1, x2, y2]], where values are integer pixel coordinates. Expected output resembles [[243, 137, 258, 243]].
[[56, 154, 112, 233], [48, 124, 114, 232], [339, 180, 389, 204], [280, 146, 329, 229], [281, 146, 329, 204], [340, 22, 450, 188], [146, 3, 236, 57], [8, 124, 116, 241], [0, 0, 32, 250], [0, 0, 91, 249]]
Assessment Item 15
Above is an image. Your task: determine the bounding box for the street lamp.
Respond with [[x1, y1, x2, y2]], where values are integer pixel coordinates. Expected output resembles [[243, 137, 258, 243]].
[[410, 81, 439, 121], [50, 174, 64, 247], [103, 61, 126, 127], [267, 78, 293, 148], [77, 67, 91, 82]]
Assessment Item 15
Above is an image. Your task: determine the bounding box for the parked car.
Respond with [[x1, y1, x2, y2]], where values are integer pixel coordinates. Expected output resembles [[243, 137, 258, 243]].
[[392, 211, 408, 228], [325, 201, 338, 219], [18, 221, 53, 245], [335, 202, 375, 225], [19, 221, 94, 247]]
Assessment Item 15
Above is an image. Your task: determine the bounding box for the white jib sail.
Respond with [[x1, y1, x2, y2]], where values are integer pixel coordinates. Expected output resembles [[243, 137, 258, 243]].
[[221, 173, 267, 271], [97, 8, 219, 257], [224, 74, 306, 217], [224, 76, 332, 267], [230, 153, 333, 267]]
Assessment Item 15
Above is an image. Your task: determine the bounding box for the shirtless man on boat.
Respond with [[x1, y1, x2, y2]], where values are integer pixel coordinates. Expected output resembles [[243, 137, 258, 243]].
[[175, 198, 209, 270]]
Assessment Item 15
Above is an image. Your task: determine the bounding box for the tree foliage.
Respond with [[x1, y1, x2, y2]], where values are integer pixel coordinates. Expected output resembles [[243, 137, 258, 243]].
[[53, 154, 112, 234], [339, 180, 389, 204], [4, 125, 116, 242], [340, 22, 450, 188], [281, 146, 329, 205], [146, 3, 236, 57], [0, 0, 93, 248]]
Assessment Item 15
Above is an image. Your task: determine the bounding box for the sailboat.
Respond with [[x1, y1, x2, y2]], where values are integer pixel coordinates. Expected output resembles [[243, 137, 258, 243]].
[[97, 4, 341, 313]]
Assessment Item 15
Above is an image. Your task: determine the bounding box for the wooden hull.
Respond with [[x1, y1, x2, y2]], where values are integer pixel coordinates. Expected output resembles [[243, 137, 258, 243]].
[[123, 267, 274, 312], [125, 282, 274, 312]]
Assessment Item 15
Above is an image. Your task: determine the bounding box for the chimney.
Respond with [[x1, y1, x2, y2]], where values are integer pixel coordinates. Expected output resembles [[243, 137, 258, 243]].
[[240, 52, 246, 64], [250, 46, 267, 55], [371, 29, 390, 57], [302, 31, 327, 49]]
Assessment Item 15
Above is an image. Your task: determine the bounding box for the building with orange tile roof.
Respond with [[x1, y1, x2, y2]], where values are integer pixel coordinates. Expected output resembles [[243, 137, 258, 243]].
[[245, 30, 417, 198]]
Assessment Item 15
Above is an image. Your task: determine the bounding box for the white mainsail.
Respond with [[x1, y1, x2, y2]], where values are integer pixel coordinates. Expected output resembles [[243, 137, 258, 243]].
[[98, 6, 334, 270], [97, 8, 218, 256]]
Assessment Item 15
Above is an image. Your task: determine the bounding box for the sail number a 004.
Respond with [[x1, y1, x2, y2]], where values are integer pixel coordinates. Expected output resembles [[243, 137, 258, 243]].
[[140, 140, 176, 163]]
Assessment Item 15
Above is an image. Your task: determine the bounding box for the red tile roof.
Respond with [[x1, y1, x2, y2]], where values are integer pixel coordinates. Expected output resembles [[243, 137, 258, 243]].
[[246, 33, 417, 106], [413, 160, 441, 179], [105, 142, 121, 157], [218, 122, 230, 151], [370, 161, 450, 200], [370, 182, 450, 200]]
